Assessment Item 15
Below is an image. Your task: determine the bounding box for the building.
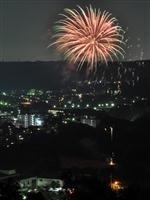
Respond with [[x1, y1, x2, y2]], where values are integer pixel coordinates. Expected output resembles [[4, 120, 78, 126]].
[[0, 169, 18, 182], [17, 114, 44, 128], [19, 177, 63, 191], [81, 116, 100, 127]]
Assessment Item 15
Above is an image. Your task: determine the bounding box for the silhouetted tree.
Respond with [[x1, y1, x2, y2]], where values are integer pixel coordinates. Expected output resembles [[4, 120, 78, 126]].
[[0, 178, 21, 200]]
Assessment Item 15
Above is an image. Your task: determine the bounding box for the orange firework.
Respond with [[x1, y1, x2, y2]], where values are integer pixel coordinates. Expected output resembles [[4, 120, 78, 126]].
[[50, 5, 125, 72]]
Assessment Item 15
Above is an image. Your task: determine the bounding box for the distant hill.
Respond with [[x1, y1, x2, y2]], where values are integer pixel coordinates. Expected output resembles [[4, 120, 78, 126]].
[[0, 60, 150, 90]]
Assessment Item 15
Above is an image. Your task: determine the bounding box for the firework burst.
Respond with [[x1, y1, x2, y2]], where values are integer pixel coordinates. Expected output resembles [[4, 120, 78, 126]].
[[50, 5, 125, 72]]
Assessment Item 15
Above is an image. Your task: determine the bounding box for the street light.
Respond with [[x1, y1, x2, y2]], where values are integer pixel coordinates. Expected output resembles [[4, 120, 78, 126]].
[[110, 126, 113, 144], [106, 126, 117, 187], [109, 126, 116, 166], [110, 180, 124, 192], [109, 157, 115, 166]]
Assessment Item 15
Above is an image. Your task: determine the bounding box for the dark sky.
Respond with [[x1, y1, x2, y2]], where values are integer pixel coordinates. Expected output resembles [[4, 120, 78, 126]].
[[0, 0, 150, 61]]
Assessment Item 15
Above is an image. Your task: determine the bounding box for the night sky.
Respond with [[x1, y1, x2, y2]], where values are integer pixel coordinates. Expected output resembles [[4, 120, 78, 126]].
[[0, 0, 150, 62]]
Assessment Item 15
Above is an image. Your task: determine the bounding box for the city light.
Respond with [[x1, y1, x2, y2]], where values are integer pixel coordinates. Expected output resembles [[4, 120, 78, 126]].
[[109, 157, 116, 166], [78, 94, 82, 99], [110, 181, 124, 192], [23, 195, 27, 200]]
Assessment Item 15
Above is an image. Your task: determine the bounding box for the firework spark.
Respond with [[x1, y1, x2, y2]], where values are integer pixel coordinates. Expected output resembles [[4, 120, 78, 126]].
[[50, 5, 125, 72]]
